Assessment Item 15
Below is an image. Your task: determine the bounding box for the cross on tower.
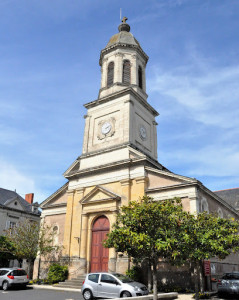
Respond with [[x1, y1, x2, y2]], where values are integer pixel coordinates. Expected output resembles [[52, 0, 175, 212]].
[[122, 16, 128, 23]]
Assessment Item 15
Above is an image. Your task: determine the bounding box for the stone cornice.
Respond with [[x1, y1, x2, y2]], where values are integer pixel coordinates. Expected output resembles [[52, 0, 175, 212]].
[[99, 43, 148, 66], [84, 88, 158, 117]]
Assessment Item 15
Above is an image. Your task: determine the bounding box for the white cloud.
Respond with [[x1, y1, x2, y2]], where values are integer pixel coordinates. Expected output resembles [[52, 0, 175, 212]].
[[149, 60, 239, 129], [0, 159, 47, 203]]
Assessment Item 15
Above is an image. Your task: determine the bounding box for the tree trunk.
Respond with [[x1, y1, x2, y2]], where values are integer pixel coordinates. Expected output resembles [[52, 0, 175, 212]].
[[148, 262, 152, 292], [37, 257, 41, 279], [194, 261, 200, 300], [28, 259, 35, 280], [152, 259, 158, 300]]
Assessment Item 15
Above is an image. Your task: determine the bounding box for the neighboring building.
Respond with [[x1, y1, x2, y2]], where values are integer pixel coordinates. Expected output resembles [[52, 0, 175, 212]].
[[34, 18, 239, 288], [0, 188, 41, 267], [214, 188, 239, 212]]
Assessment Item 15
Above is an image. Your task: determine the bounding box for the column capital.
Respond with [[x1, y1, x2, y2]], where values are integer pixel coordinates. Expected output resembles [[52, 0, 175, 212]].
[[120, 178, 131, 186], [76, 187, 85, 195], [135, 176, 148, 184]]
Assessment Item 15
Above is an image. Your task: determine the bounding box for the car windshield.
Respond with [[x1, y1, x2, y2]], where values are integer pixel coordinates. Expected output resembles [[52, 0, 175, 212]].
[[222, 273, 239, 280], [113, 273, 134, 283]]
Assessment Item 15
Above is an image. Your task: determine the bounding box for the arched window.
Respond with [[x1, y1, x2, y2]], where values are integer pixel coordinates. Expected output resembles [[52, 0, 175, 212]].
[[122, 60, 131, 84], [138, 65, 143, 89], [53, 225, 59, 245], [107, 62, 114, 87]]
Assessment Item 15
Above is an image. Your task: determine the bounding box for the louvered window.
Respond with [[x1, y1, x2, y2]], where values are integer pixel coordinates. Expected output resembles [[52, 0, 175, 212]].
[[138, 66, 143, 89], [107, 62, 114, 87], [122, 60, 131, 84]]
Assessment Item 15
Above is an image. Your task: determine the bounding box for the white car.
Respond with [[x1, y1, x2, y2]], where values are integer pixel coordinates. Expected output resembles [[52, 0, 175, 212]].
[[82, 272, 148, 299], [0, 268, 29, 290]]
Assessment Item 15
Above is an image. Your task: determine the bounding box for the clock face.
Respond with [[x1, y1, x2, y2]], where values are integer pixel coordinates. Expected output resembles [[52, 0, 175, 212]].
[[139, 125, 147, 140], [101, 122, 112, 135]]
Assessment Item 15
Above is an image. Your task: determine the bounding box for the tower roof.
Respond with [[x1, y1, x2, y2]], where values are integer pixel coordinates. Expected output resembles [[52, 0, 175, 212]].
[[99, 17, 148, 66]]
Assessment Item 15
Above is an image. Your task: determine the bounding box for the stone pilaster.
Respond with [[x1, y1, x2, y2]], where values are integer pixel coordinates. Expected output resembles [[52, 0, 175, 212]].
[[70, 188, 84, 257], [62, 190, 75, 256]]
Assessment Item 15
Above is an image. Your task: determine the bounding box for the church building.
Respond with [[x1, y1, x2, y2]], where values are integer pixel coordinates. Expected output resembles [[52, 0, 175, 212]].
[[35, 18, 239, 285]]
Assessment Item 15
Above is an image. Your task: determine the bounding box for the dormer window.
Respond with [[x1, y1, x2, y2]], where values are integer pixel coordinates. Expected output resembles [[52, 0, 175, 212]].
[[122, 60, 131, 84], [107, 62, 114, 87], [138, 65, 143, 89]]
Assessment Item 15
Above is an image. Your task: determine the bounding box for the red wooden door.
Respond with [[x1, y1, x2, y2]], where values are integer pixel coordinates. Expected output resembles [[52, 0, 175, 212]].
[[91, 216, 109, 272]]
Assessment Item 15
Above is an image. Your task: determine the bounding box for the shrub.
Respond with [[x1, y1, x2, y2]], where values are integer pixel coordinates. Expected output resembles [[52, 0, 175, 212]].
[[193, 292, 211, 299], [47, 263, 68, 284], [126, 265, 143, 282]]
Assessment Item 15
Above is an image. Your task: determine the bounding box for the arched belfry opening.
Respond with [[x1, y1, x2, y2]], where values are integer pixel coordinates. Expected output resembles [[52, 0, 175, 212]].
[[138, 65, 143, 89], [90, 215, 109, 272], [107, 62, 114, 87], [122, 60, 131, 84]]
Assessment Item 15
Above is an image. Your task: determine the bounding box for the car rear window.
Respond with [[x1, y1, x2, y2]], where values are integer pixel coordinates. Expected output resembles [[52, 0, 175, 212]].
[[0, 270, 9, 276], [11, 270, 27, 276], [223, 273, 239, 280], [88, 274, 99, 283]]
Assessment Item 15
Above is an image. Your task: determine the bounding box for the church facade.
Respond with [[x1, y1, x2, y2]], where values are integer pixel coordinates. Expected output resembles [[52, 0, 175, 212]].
[[35, 19, 239, 284]]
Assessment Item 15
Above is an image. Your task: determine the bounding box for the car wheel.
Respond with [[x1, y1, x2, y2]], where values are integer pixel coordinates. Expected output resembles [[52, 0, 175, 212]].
[[2, 281, 9, 291], [83, 289, 93, 300], [121, 291, 131, 298]]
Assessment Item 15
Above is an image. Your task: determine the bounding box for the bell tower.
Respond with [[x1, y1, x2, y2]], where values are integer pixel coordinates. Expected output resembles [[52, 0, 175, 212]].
[[98, 17, 148, 101], [79, 17, 159, 169]]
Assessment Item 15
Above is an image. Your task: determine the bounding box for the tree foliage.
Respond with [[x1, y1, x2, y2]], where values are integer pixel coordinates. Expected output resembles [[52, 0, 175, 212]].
[[0, 236, 16, 266], [183, 212, 239, 299], [5, 219, 61, 278]]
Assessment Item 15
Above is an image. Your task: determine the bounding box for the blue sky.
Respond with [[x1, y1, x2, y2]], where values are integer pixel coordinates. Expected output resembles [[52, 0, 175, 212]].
[[0, 0, 239, 203]]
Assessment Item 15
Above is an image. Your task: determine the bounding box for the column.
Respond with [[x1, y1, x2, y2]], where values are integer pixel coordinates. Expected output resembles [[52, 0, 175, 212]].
[[80, 214, 88, 259], [70, 188, 84, 257]]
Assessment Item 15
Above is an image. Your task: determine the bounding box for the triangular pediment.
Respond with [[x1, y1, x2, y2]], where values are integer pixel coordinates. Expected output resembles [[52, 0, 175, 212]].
[[40, 182, 68, 209], [63, 159, 80, 177], [5, 197, 26, 211], [146, 167, 197, 190], [81, 186, 121, 204]]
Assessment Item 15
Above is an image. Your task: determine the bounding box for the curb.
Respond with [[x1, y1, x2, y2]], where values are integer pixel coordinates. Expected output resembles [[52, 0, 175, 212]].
[[31, 284, 81, 292]]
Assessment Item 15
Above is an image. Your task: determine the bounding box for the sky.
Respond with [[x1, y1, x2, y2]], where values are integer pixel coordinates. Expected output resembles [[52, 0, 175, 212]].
[[0, 0, 239, 203]]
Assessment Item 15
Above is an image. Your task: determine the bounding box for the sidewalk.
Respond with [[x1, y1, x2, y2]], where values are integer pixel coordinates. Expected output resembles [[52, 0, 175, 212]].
[[177, 294, 194, 300]]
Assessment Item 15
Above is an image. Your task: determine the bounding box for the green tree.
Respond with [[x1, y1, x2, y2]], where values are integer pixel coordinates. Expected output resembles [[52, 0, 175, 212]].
[[6, 220, 61, 278], [183, 212, 239, 300], [0, 236, 16, 267], [104, 196, 189, 300]]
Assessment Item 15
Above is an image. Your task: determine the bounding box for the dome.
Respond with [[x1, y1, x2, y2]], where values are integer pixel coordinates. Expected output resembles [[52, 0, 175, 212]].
[[106, 31, 141, 48], [99, 17, 148, 66]]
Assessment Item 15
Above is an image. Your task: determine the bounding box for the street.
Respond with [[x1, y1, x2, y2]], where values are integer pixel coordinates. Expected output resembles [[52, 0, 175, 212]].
[[1, 287, 238, 300], [0, 286, 83, 300]]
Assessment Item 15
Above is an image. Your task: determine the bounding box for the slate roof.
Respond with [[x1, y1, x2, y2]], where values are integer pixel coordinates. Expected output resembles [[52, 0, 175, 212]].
[[0, 188, 40, 215], [214, 188, 239, 210]]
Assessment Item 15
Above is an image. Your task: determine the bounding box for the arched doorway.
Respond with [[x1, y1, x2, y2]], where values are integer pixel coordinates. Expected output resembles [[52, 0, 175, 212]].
[[90, 216, 109, 272]]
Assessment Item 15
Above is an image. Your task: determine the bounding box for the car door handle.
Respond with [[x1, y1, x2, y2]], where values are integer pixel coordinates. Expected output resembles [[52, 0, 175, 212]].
[[98, 283, 102, 286]]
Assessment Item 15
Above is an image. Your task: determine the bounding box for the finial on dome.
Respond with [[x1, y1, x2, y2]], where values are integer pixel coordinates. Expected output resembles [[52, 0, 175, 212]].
[[118, 16, 130, 32]]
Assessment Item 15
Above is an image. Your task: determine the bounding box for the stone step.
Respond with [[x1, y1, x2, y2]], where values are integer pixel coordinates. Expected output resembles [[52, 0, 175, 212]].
[[55, 274, 86, 289]]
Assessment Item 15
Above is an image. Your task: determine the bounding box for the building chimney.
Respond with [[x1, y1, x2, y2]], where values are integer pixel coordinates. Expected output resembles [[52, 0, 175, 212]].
[[25, 193, 34, 204]]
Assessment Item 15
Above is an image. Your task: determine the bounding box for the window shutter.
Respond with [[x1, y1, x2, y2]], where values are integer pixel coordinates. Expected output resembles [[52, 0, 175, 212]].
[[122, 60, 131, 84], [107, 62, 114, 87]]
